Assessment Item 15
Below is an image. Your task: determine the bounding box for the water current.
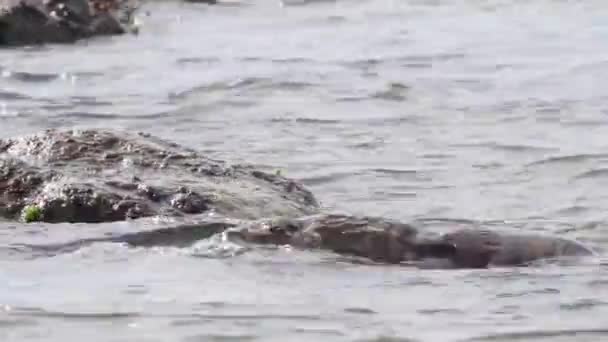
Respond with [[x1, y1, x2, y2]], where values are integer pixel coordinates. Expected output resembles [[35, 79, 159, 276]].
[[2, 0, 608, 341]]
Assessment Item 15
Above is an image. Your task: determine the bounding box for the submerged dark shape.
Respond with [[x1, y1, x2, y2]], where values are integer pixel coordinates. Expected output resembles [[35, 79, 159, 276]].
[[0, 129, 319, 223], [432, 228, 595, 268], [226, 214, 455, 264], [0, 0, 139, 46], [11, 213, 455, 264], [225, 216, 596, 267]]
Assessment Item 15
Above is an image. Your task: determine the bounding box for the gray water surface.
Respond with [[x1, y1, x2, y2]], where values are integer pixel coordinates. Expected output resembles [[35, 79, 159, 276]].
[[2, 0, 608, 341]]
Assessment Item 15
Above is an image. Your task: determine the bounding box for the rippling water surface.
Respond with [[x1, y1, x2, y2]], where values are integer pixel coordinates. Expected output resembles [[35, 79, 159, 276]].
[[3, 0, 608, 341]]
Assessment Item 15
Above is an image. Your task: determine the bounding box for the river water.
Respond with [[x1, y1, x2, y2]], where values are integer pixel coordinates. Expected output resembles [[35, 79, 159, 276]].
[[2, 0, 608, 341]]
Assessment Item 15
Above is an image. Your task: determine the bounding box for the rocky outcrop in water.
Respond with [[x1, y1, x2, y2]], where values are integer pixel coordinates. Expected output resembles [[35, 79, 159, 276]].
[[0, 129, 319, 222], [0, 129, 596, 269], [0, 0, 138, 46]]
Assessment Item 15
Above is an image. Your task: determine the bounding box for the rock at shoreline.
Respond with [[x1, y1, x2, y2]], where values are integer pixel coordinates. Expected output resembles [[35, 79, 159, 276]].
[[0, 0, 139, 46], [0, 129, 319, 223]]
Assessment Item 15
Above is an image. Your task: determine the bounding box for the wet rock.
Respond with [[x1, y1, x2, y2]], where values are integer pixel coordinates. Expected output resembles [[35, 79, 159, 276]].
[[0, 0, 139, 46], [0, 129, 319, 223]]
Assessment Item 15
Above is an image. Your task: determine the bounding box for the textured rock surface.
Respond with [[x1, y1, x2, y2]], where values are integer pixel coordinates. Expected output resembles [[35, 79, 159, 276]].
[[0, 0, 138, 46], [0, 129, 319, 223]]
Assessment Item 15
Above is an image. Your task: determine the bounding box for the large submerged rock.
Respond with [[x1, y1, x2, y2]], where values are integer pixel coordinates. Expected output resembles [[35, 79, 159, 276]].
[[0, 0, 138, 46], [0, 129, 319, 223]]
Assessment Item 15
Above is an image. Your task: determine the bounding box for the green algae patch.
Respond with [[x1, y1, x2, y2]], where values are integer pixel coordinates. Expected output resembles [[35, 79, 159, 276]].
[[21, 205, 43, 223]]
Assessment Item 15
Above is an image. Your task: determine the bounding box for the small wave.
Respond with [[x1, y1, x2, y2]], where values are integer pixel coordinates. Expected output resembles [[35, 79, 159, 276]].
[[348, 139, 385, 150], [343, 307, 376, 315], [289, 327, 345, 336], [526, 153, 608, 167], [8, 307, 139, 320], [571, 168, 608, 180], [371, 82, 410, 102], [69, 96, 115, 107], [280, 0, 338, 7], [269, 57, 316, 64], [495, 288, 560, 299], [55, 112, 124, 120], [169, 77, 315, 102], [8, 218, 235, 259], [55, 110, 169, 120], [342, 53, 465, 71], [355, 336, 419, 342], [181, 334, 258, 342], [0, 317, 38, 327], [369, 168, 419, 176], [294, 117, 341, 124], [0, 91, 30, 100], [412, 217, 481, 226], [417, 308, 464, 315], [559, 298, 608, 311], [299, 171, 358, 186], [452, 142, 556, 153], [173, 312, 324, 322], [1, 70, 59, 83], [175, 57, 220, 66], [168, 77, 267, 100], [187, 234, 249, 259], [550, 205, 590, 216], [465, 329, 608, 341]]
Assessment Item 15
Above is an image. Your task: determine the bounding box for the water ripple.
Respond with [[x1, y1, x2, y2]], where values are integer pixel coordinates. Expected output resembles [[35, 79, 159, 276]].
[[465, 329, 608, 341], [526, 154, 608, 167]]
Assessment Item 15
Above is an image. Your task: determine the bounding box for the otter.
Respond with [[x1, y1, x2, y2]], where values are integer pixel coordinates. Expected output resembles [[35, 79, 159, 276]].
[[430, 228, 596, 269], [225, 214, 455, 264], [226, 216, 596, 268]]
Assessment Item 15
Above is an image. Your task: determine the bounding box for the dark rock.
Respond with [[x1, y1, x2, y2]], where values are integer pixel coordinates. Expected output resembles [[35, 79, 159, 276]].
[[0, 0, 139, 46], [0, 129, 320, 223]]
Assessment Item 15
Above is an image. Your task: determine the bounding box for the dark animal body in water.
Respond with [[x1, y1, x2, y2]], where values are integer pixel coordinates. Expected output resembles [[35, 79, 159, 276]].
[[12, 214, 594, 269], [0, 0, 139, 46], [226, 214, 456, 264], [226, 217, 596, 268], [425, 228, 595, 268]]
